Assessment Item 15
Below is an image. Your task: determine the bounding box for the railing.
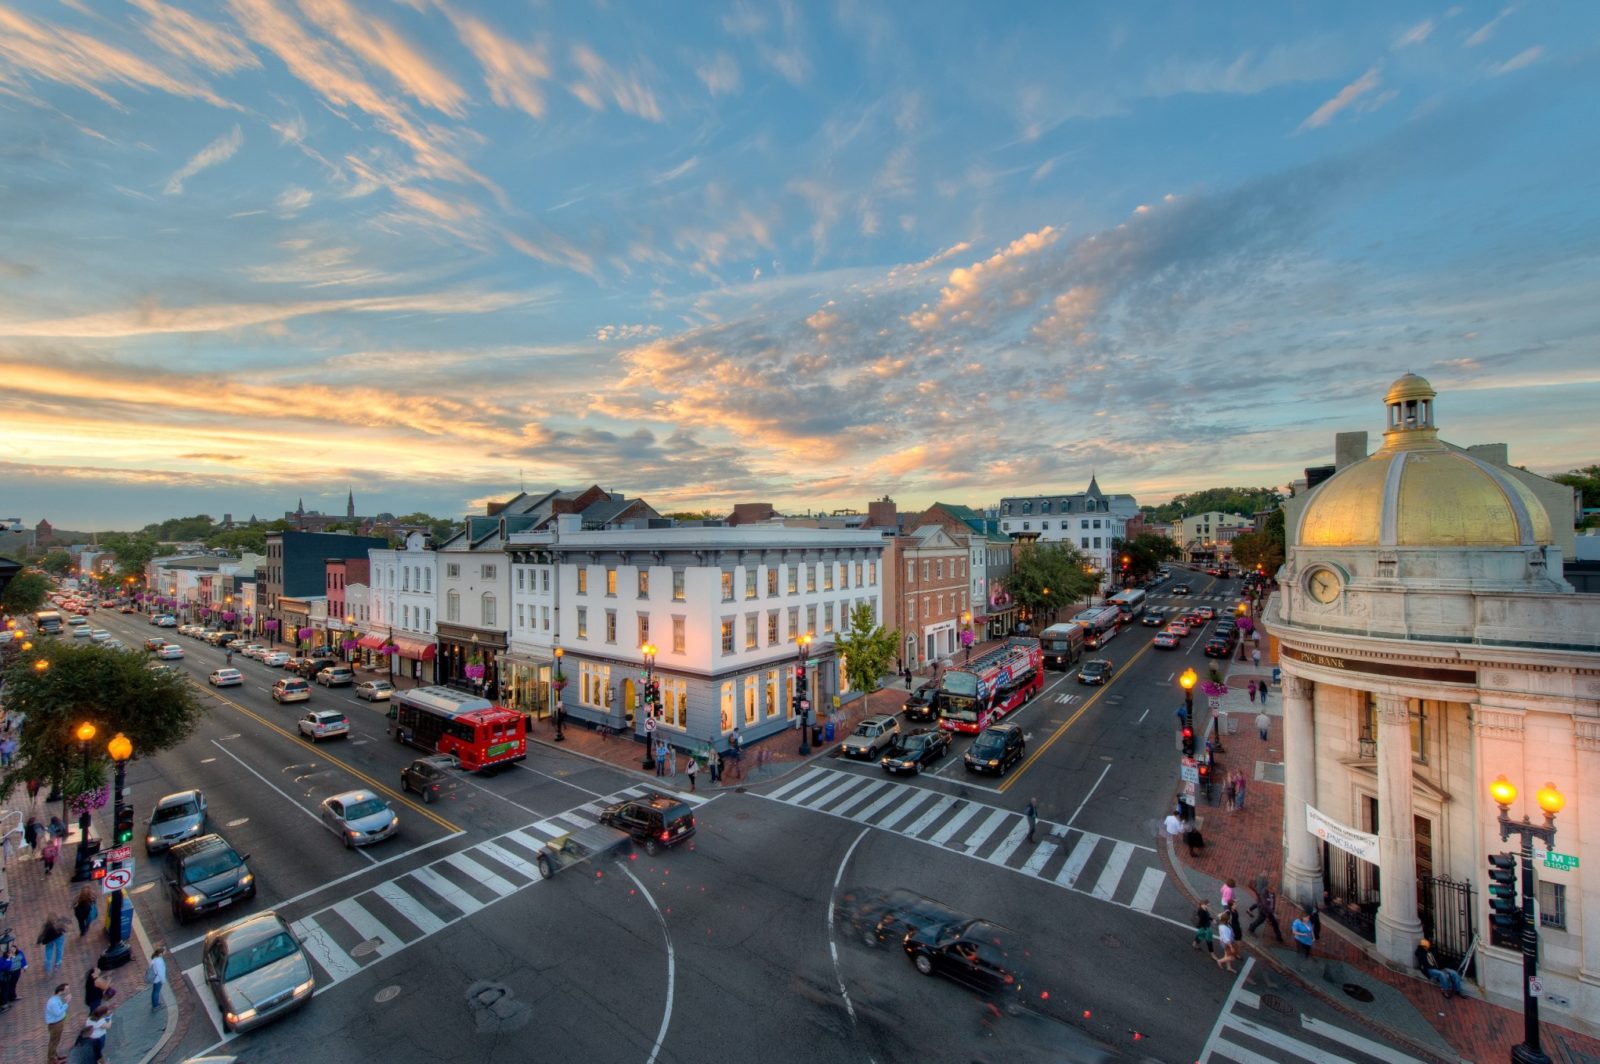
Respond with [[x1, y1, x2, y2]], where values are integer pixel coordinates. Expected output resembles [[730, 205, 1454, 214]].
[[1322, 842, 1380, 942], [1420, 873, 1477, 976]]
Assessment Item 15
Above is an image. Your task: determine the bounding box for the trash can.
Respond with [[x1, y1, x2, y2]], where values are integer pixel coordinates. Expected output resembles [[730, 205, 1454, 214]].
[[823, 720, 835, 742], [811, 726, 823, 746]]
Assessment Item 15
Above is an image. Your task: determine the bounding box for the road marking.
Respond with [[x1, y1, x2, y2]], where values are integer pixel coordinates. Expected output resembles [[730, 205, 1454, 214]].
[[476, 839, 542, 881], [1130, 867, 1166, 912], [1301, 1016, 1406, 1060], [442, 851, 518, 895], [926, 801, 982, 845], [331, 898, 399, 959], [768, 770, 826, 801], [1198, 958, 1257, 1064], [1222, 1014, 1358, 1063], [293, 914, 362, 982], [848, 785, 904, 825], [619, 863, 676, 1064], [984, 820, 1032, 866], [788, 771, 846, 806], [1091, 841, 1134, 900], [1066, 762, 1113, 826], [1054, 833, 1096, 887], [1019, 839, 1058, 876], [409, 864, 484, 916], [371, 880, 444, 936], [835, 779, 895, 817]]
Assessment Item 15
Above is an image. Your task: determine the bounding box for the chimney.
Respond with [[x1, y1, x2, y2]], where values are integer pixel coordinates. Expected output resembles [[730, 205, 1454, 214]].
[[868, 496, 897, 530], [556, 514, 582, 535], [1334, 431, 1369, 471], [1466, 443, 1510, 466]]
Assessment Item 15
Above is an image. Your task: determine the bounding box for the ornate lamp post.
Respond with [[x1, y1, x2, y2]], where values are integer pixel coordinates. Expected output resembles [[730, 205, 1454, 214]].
[[1489, 775, 1565, 1064], [796, 633, 813, 755], [98, 732, 134, 969], [640, 643, 658, 769], [1179, 667, 1197, 757], [70, 721, 97, 881], [959, 610, 974, 663], [552, 645, 565, 742]]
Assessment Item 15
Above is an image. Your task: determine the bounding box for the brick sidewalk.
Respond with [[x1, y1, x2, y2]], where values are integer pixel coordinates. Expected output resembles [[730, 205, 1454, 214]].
[[1173, 665, 1600, 1064]]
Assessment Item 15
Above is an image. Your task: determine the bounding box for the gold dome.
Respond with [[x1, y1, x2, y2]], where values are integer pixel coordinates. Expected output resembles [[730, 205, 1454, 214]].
[[1295, 375, 1553, 549]]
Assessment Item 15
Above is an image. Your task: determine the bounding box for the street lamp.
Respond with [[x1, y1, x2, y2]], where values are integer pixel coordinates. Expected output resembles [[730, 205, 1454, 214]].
[[98, 733, 134, 969], [797, 633, 813, 755], [70, 721, 97, 881], [640, 643, 658, 769], [1179, 668, 1197, 758], [552, 645, 565, 742], [1489, 775, 1565, 1064]]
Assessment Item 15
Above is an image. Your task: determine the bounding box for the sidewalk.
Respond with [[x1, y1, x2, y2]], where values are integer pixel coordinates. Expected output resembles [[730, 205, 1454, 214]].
[[0, 797, 175, 1064], [1169, 663, 1600, 1064]]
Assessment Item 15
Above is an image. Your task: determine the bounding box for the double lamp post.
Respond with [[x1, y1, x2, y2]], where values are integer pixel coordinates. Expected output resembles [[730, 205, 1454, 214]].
[[1488, 774, 1564, 1064], [69, 722, 136, 969]]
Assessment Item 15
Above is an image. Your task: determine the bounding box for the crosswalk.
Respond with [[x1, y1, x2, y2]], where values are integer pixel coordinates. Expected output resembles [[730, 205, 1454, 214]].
[[184, 782, 712, 1036], [1201, 961, 1418, 1063], [760, 766, 1182, 923]]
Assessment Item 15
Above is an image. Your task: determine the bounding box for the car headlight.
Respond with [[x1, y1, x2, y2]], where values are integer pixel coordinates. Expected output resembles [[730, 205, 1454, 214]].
[[146, 834, 157, 844], [183, 889, 203, 904], [987, 759, 999, 767], [293, 978, 315, 996], [226, 1007, 258, 1024], [239, 873, 254, 886]]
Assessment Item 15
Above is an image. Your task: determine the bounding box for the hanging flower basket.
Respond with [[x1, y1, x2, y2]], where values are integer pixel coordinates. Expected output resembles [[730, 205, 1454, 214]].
[[464, 663, 487, 681], [264, 619, 280, 632], [341, 638, 359, 652], [380, 642, 397, 657], [221, 611, 237, 623], [200, 606, 212, 617], [67, 784, 110, 817], [1201, 680, 1228, 697], [297, 626, 314, 641], [242, 613, 253, 625], [552, 670, 567, 692]]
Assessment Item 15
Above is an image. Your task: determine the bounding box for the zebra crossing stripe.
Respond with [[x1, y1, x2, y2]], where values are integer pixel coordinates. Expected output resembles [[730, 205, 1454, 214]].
[[1300, 1016, 1404, 1060], [897, 794, 959, 836], [1054, 833, 1097, 887], [477, 839, 543, 881], [834, 779, 894, 817], [926, 801, 982, 845], [330, 898, 399, 959], [789, 771, 846, 806], [849, 785, 905, 824], [1129, 867, 1166, 912], [1224, 1013, 1360, 1064], [768, 768, 827, 801], [554, 809, 595, 831], [293, 914, 361, 983], [372, 880, 444, 936], [442, 851, 518, 896], [1091, 841, 1134, 900], [410, 864, 484, 916], [1019, 839, 1058, 876], [960, 808, 1010, 852], [984, 820, 1032, 867]]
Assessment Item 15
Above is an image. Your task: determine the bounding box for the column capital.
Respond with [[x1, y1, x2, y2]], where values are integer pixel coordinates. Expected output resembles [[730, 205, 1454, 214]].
[[1375, 693, 1410, 726], [1472, 705, 1526, 738], [1285, 674, 1314, 700]]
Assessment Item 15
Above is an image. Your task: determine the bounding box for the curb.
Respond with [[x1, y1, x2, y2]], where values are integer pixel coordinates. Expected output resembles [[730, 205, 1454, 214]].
[[526, 734, 833, 794], [129, 909, 177, 1064]]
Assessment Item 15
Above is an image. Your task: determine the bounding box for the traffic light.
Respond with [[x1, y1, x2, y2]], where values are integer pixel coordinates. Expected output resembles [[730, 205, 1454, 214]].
[[114, 803, 135, 847], [642, 681, 654, 707], [649, 680, 660, 709], [1181, 725, 1195, 757], [1488, 853, 1520, 947], [91, 853, 107, 881]]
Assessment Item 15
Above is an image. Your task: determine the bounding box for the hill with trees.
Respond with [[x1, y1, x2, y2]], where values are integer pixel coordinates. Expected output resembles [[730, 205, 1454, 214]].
[[1141, 486, 1284, 524]]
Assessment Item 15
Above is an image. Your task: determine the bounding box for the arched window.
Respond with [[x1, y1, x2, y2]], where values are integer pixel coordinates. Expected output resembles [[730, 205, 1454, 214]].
[[481, 592, 497, 627]]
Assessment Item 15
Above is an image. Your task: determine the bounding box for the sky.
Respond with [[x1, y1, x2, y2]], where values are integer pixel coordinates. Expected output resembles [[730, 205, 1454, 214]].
[[1, 2, 1597, 532]]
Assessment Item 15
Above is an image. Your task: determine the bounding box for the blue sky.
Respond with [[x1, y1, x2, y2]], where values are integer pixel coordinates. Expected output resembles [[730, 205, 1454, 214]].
[[1, 1, 1596, 531]]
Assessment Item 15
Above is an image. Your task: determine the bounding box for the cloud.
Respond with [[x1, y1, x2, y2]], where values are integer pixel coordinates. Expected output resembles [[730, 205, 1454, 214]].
[[696, 51, 740, 96], [1395, 19, 1434, 48], [449, 10, 551, 118], [1465, 6, 1515, 47], [567, 44, 662, 121], [1143, 40, 1346, 98], [1490, 46, 1543, 75], [907, 227, 1061, 331], [274, 185, 313, 214], [1297, 67, 1383, 132], [164, 124, 244, 194], [596, 323, 662, 342], [296, 0, 470, 118], [131, 0, 261, 73]]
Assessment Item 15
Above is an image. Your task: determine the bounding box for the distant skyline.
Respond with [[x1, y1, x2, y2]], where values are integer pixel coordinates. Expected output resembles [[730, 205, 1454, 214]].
[[2, 2, 1596, 532]]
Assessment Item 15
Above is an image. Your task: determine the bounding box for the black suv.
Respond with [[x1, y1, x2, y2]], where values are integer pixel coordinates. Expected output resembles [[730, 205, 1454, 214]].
[[163, 834, 256, 924], [902, 684, 938, 722], [598, 793, 697, 855], [964, 722, 1025, 775], [295, 656, 340, 679]]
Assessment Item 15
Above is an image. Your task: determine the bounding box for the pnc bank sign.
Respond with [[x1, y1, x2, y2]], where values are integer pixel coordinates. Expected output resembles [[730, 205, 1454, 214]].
[[1283, 647, 1476, 686]]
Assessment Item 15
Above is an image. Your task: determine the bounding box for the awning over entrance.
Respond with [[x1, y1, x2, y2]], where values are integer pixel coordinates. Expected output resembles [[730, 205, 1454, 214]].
[[393, 636, 436, 660], [502, 651, 550, 668], [357, 634, 387, 650]]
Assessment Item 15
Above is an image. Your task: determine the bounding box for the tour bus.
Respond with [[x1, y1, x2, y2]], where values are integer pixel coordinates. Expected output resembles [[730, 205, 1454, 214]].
[[934, 638, 1044, 734], [1072, 605, 1123, 650], [388, 686, 527, 772], [1037, 623, 1085, 670], [1108, 588, 1147, 621], [34, 609, 64, 635]]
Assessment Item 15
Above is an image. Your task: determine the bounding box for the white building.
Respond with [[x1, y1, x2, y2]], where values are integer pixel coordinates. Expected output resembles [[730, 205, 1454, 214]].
[[506, 518, 886, 752], [1179, 511, 1253, 562], [365, 533, 440, 683], [1267, 374, 1599, 1033], [997, 477, 1140, 583]]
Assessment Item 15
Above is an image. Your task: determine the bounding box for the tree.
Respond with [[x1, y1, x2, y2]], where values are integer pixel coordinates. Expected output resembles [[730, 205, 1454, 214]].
[[1111, 533, 1183, 584], [205, 527, 268, 555], [2, 568, 52, 615], [1140, 486, 1284, 525], [1007, 542, 1096, 626], [0, 641, 206, 809], [1231, 509, 1287, 574], [39, 550, 73, 575], [833, 603, 901, 696], [1551, 465, 1600, 526], [99, 532, 160, 582]]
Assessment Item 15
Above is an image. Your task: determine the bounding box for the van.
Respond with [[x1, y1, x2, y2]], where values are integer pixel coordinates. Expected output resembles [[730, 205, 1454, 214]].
[[1037, 623, 1084, 670], [209, 668, 243, 687], [272, 678, 311, 703]]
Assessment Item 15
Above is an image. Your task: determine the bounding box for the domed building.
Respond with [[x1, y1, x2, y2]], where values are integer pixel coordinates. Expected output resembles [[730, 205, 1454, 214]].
[[1266, 374, 1598, 1028]]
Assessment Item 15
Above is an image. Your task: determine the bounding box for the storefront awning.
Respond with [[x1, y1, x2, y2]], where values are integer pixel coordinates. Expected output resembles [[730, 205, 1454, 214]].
[[357, 634, 387, 650], [393, 636, 436, 660], [502, 651, 551, 668]]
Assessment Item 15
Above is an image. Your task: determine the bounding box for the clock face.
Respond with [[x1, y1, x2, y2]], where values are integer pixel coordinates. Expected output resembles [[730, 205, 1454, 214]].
[[1307, 569, 1342, 604]]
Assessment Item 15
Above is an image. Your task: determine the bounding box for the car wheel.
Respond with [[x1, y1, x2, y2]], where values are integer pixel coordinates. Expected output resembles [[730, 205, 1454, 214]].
[[913, 953, 934, 976], [644, 838, 660, 857], [537, 854, 553, 880], [911, 762, 920, 774], [422, 787, 434, 805], [342, 832, 353, 849], [172, 901, 187, 925]]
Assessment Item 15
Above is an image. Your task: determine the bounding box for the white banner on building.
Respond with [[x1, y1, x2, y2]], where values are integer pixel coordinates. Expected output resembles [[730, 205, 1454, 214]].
[[1306, 805, 1380, 864]]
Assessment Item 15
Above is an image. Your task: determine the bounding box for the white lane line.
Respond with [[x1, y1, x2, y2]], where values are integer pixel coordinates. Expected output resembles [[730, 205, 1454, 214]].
[[331, 898, 400, 959], [898, 795, 958, 837], [182, 963, 232, 1040], [1054, 833, 1097, 888], [1129, 867, 1166, 912], [825, 827, 874, 1027], [848, 785, 904, 825], [1227, 1013, 1357, 1064], [926, 801, 982, 846], [441, 851, 517, 896], [372, 880, 444, 936], [1019, 839, 1058, 876], [207, 738, 335, 832], [788, 771, 849, 807], [512, 760, 616, 800], [834, 779, 894, 818], [409, 865, 483, 916], [1090, 841, 1134, 901], [619, 863, 675, 1064], [1197, 957, 1256, 1064], [1302, 1015, 1407, 1060], [1067, 762, 1113, 827], [768, 768, 827, 801], [477, 839, 542, 881], [878, 792, 942, 832], [293, 914, 362, 984], [554, 810, 595, 830]]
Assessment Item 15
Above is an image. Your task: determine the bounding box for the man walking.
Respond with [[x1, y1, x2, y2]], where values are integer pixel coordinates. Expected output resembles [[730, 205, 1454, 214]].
[[1255, 710, 1269, 741], [1251, 647, 1261, 668], [44, 983, 69, 1064], [1024, 797, 1039, 843], [685, 754, 697, 792], [1292, 911, 1315, 965], [1248, 883, 1284, 942], [147, 946, 167, 1010]]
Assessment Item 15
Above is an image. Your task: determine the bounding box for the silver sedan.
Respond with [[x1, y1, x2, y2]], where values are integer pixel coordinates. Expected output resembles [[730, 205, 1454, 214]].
[[318, 789, 398, 848]]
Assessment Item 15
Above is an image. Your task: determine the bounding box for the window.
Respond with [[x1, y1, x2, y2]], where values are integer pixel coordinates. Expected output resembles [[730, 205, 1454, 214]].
[[722, 571, 734, 601], [672, 616, 685, 654], [766, 670, 779, 718], [869, 562, 877, 585], [541, 606, 549, 631], [788, 606, 799, 642], [785, 669, 797, 719], [721, 618, 734, 655], [767, 610, 779, 645], [823, 601, 834, 634], [606, 568, 617, 596], [1023, 522, 1031, 531], [673, 569, 685, 601], [482, 592, 497, 627], [854, 562, 862, 586], [787, 564, 798, 594], [663, 677, 687, 728], [638, 569, 649, 598], [638, 613, 650, 647], [1093, 537, 1101, 548], [577, 607, 588, 640], [745, 613, 758, 650], [807, 604, 817, 633], [424, 607, 431, 629], [517, 604, 525, 629], [541, 570, 549, 592], [767, 567, 778, 597], [403, 569, 411, 591], [1538, 881, 1567, 931], [936, 560, 943, 580], [424, 569, 431, 592], [1022, 501, 1032, 514], [580, 662, 611, 709], [1080, 520, 1089, 530], [746, 568, 757, 599], [807, 564, 817, 593], [445, 590, 460, 622], [517, 570, 525, 591], [1040, 521, 1050, 530], [923, 561, 930, 581], [577, 568, 588, 594], [720, 682, 734, 731], [1042, 500, 1051, 513], [1081, 537, 1090, 548], [907, 598, 916, 622], [906, 560, 915, 583], [605, 610, 617, 643], [821, 563, 832, 591], [481, 564, 496, 580], [447, 563, 460, 578], [744, 676, 757, 725]]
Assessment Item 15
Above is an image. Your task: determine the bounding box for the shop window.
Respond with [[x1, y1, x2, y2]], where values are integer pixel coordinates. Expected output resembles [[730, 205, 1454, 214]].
[[720, 682, 734, 731], [744, 676, 757, 724], [766, 670, 779, 717]]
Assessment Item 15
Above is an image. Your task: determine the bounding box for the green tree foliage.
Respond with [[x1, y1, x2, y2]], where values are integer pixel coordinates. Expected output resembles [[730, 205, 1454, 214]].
[[1007, 542, 1097, 625], [664, 511, 721, 522], [99, 532, 160, 581], [1230, 508, 1287, 574], [390, 513, 458, 541], [1110, 533, 1183, 583], [144, 514, 217, 541], [2, 568, 53, 615], [39, 549, 74, 574], [1141, 487, 1284, 524], [0, 641, 205, 801], [1551, 465, 1600, 525], [205, 526, 269, 555], [834, 602, 901, 696]]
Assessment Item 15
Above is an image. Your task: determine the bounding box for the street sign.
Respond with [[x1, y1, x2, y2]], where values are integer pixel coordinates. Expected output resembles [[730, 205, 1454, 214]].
[[1207, 696, 1221, 712], [1529, 976, 1543, 998], [102, 868, 133, 892], [1180, 764, 1199, 783], [105, 845, 132, 862], [1543, 852, 1579, 872]]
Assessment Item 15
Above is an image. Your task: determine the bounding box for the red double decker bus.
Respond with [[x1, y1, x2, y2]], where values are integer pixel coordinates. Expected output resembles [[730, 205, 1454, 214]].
[[934, 638, 1044, 735], [388, 686, 527, 771]]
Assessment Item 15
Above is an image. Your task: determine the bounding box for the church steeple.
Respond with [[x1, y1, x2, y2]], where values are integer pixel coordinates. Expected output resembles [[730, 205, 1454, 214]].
[[1085, 473, 1103, 499], [296, 498, 305, 515], [347, 489, 355, 519]]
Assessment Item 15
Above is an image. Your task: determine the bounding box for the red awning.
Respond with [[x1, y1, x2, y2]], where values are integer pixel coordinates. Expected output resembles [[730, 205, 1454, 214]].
[[357, 634, 386, 650], [393, 637, 436, 660]]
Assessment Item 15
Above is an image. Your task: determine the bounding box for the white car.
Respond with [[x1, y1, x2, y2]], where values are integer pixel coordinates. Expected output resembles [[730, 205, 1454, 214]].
[[209, 668, 243, 686], [298, 710, 349, 742], [154, 615, 178, 627], [261, 651, 291, 667], [104, 639, 126, 650], [354, 680, 394, 702], [90, 629, 111, 642], [156, 643, 184, 659], [242, 644, 268, 660], [72, 625, 93, 638], [318, 789, 397, 848]]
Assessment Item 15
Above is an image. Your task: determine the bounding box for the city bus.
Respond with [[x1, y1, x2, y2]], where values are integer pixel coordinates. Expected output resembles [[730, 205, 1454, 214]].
[[1037, 623, 1085, 670], [1072, 605, 1122, 649], [388, 686, 527, 771], [934, 638, 1044, 734], [1108, 589, 1146, 621], [34, 610, 64, 635]]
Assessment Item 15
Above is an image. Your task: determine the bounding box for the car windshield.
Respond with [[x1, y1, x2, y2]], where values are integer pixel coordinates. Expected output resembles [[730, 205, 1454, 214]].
[[222, 931, 300, 981], [183, 847, 242, 882], [902, 735, 929, 752], [153, 801, 198, 823], [343, 798, 386, 820], [971, 733, 1005, 755]]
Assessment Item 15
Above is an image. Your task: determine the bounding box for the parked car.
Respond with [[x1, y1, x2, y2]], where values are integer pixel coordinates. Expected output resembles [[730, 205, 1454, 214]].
[[201, 911, 314, 1032], [880, 729, 952, 774], [318, 789, 397, 848], [963, 722, 1026, 775], [355, 680, 395, 701], [146, 788, 208, 854], [1204, 637, 1234, 658], [261, 651, 291, 667], [400, 755, 460, 804], [598, 792, 696, 856], [207, 630, 241, 646], [298, 709, 349, 741], [1077, 659, 1113, 685], [1152, 632, 1180, 650], [841, 714, 901, 760], [226, 638, 250, 650], [902, 684, 938, 723], [119, 605, 137, 613], [157, 643, 184, 659], [315, 666, 356, 687], [163, 833, 255, 924], [296, 657, 341, 680], [103, 639, 125, 650], [284, 656, 310, 673], [209, 668, 243, 687], [272, 678, 311, 703]]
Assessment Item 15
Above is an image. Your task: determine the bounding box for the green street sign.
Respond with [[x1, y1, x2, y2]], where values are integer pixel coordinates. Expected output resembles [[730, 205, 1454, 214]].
[[1543, 852, 1579, 872]]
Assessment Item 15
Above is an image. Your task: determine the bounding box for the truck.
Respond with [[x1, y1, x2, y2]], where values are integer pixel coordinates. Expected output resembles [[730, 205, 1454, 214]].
[[34, 610, 64, 635], [1037, 623, 1084, 670]]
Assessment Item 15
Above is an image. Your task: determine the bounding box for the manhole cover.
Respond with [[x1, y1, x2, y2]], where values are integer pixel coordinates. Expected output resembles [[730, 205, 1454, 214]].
[[1261, 993, 1294, 1014], [351, 938, 384, 958], [374, 985, 401, 1003], [1100, 933, 1123, 949], [1342, 983, 1375, 1003]]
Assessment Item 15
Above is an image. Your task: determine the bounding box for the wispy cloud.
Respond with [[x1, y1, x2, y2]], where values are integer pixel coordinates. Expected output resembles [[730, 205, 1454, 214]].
[[1395, 19, 1434, 48], [696, 51, 740, 96], [1297, 67, 1383, 132], [164, 124, 244, 194], [567, 44, 662, 121], [131, 0, 261, 73], [1465, 6, 1516, 47], [299, 0, 470, 118], [448, 10, 550, 118], [1491, 46, 1543, 75]]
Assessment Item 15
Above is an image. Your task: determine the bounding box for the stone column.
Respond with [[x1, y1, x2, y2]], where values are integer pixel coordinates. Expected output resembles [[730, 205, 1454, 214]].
[[1281, 672, 1322, 907], [1374, 693, 1424, 964]]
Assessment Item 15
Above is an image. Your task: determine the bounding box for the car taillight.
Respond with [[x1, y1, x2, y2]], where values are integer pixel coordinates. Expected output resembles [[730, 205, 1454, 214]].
[[659, 830, 671, 842]]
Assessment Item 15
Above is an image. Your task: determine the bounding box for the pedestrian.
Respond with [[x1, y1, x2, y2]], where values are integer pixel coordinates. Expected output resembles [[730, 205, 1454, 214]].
[[1183, 821, 1206, 857], [1224, 773, 1237, 813], [1220, 878, 1236, 909], [1307, 899, 1322, 940], [1249, 884, 1284, 942], [654, 740, 666, 777], [24, 816, 41, 853], [78, 1004, 112, 1064], [0, 943, 26, 1009], [1414, 937, 1463, 998], [1251, 648, 1261, 668], [1, 736, 15, 767], [36, 917, 66, 975], [1214, 909, 1238, 972], [146, 947, 166, 1011], [73, 888, 96, 937], [903, 667, 912, 690], [1024, 797, 1038, 843], [83, 966, 112, 1013], [708, 747, 721, 784], [685, 753, 698, 792], [45, 983, 71, 1064], [1247, 680, 1257, 703], [40, 835, 59, 875], [1233, 770, 1247, 811], [1292, 910, 1315, 964], [26, 777, 42, 806], [1192, 900, 1214, 954], [728, 729, 744, 780], [1255, 710, 1269, 741], [1163, 810, 1183, 845], [1258, 681, 1269, 705], [48, 815, 67, 840]]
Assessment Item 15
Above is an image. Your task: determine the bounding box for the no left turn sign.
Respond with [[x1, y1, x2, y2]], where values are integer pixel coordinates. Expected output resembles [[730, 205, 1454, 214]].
[[102, 868, 133, 892]]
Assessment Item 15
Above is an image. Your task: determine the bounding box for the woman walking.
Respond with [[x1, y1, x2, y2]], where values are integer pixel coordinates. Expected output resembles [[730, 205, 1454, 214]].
[[1191, 900, 1215, 955], [74, 887, 96, 936], [40, 834, 60, 875], [36, 916, 66, 975], [1214, 908, 1238, 972], [83, 966, 113, 1013]]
